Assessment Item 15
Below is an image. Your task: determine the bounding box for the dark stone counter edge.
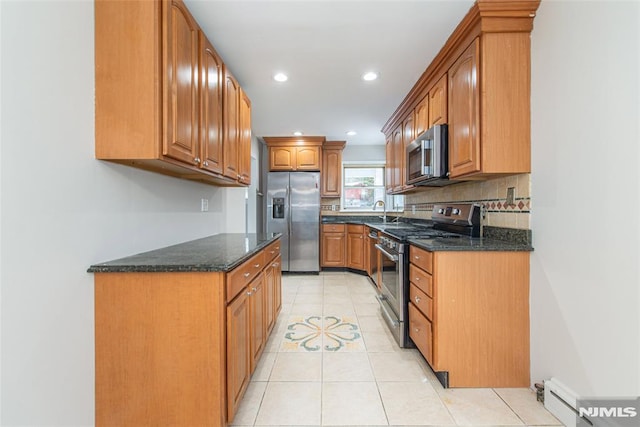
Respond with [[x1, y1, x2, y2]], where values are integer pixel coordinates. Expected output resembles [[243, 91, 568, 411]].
[[408, 237, 533, 252], [88, 233, 282, 273]]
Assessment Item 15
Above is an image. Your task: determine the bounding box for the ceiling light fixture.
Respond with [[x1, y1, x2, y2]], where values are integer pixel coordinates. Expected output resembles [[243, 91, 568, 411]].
[[293, 131, 303, 136], [346, 131, 357, 136], [362, 71, 378, 81], [273, 73, 288, 82]]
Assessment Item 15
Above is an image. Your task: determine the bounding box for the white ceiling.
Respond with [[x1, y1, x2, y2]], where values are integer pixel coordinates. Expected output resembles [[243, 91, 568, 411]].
[[185, 0, 474, 146]]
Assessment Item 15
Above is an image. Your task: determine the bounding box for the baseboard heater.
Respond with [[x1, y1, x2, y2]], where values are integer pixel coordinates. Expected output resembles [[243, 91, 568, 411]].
[[544, 377, 591, 427]]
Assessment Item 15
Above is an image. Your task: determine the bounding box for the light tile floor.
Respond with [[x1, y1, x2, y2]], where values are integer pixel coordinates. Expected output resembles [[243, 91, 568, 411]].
[[232, 271, 562, 427]]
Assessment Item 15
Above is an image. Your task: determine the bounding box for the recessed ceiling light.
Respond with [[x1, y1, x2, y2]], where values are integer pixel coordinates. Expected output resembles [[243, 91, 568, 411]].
[[293, 131, 303, 136], [346, 131, 357, 136], [273, 73, 288, 82], [362, 71, 379, 81]]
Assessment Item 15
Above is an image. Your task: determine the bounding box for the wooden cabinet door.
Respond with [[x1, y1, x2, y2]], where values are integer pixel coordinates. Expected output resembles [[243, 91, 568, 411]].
[[238, 89, 252, 184], [402, 113, 415, 190], [321, 149, 342, 197], [364, 228, 370, 274], [321, 233, 346, 267], [163, 0, 199, 166], [227, 289, 250, 422], [269, 147, 296, 171], [347, 231, 364, 270], [385, 134, 394, 193], [296, 147, 321, 170], [448, 40, 480, 178], [249, 274, 265, 372], [223, 68, 240, 180], [273, 254, 282, 315], [264, 262, 275, 335], [428, 73, 448, 127], [392, 124, 403, 192], [199, 33, 223, 174], [415, 95, 429, 136]]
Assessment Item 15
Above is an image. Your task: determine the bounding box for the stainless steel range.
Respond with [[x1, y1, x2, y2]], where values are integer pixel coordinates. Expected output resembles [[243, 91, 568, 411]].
[[374, 203, 481, 347]]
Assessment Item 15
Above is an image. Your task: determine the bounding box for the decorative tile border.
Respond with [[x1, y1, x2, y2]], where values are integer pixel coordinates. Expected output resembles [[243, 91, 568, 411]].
[[407, 197, 531, 213], [281, 315, 364, 352]]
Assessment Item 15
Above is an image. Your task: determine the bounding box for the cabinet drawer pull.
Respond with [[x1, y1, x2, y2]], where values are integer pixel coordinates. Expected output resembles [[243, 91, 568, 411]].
[[243, 272, 251, 278]]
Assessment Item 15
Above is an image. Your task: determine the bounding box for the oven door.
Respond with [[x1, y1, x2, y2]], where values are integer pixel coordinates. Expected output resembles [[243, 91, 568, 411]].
[[374, 243, 408, 347]]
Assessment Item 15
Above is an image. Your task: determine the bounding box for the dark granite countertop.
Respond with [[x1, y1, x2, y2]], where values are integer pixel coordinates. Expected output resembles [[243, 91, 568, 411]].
[[88, 233, 282, 273], [321, 215, 387, 224], [408, 236, 533, 252]]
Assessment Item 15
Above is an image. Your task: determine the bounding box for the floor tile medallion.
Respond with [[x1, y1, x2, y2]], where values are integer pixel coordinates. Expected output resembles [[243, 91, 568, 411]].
[[281, 315, 364, 352]]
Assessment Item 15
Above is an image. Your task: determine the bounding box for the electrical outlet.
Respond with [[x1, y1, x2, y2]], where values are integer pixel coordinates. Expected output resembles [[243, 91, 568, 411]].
[[412, 205, 416, 214], [201, 198, 209, 212], [506, 187, 515, 207]]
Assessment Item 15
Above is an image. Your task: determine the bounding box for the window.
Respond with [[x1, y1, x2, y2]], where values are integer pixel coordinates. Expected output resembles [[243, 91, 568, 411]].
[[341, 165, 404, 212]]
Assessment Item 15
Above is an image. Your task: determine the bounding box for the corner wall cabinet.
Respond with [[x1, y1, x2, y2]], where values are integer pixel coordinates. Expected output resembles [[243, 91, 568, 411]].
[[95, 0, 251, 187], [381, 0, 540, 192]]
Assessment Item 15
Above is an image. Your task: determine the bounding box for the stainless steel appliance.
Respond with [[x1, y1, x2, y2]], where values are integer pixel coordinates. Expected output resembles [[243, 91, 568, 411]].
[[266, 172, 320, 272], [368, 229, 380, 288], [373, 203, 482, 347], [406, 124, 457, 187]]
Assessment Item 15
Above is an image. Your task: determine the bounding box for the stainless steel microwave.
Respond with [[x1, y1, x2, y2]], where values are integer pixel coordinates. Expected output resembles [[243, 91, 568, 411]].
[[406, 124, 455, 187]]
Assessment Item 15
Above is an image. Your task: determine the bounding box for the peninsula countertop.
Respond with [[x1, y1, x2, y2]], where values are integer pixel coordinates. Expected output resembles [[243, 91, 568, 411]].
[[87, 233, 282, 273]]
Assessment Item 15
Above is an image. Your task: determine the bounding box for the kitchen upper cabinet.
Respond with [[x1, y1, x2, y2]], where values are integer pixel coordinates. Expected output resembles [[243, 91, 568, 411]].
[[238, 89, 252, 185], [95, 0, 251, 187], [414, 95, 429, 136], [200, 33, 224, 174], [391, 124, 403, 193], [264, 137, 324, 172], [163, 0, 199, 166], [448, 40, 480, 178], [321, 141, 345, 197], [346, 225, 365, 270], [380, 1, 538, 185], [223, 69, 240, 180], [401, 113, 415, 191], [385, 135, 394, 193], [428, 74, 448, 128]]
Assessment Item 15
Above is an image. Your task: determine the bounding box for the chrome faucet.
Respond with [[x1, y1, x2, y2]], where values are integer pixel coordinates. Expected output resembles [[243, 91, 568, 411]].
[[373, 199, 386, 223]]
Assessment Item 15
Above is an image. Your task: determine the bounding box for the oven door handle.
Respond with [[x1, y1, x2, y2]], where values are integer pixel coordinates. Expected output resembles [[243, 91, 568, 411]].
[[375, 243, 399, 262], [376, 295, 400, 328]]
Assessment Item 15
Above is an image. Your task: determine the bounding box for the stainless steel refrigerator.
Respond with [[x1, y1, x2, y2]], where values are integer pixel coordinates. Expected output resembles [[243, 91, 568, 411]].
[[266, 172, 320, 272]]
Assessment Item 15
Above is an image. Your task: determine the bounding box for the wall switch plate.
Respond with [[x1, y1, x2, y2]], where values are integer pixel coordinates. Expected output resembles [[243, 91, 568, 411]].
[[506, 187, 515, 206], [201, 198, 209, 212]]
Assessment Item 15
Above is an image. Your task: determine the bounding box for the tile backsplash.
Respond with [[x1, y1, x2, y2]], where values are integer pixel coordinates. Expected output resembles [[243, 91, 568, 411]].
[[403, 174, 531, 229], [322, 174, 531, 229]]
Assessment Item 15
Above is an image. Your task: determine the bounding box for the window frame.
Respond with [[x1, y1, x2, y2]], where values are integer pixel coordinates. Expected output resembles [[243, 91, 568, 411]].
[[340, 163, 403, 213]]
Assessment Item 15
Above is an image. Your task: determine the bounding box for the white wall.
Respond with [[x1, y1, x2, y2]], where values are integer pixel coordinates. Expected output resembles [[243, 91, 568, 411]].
[[343, 144, 386, 163], [530, 0, 639, 397], [0, 1, 246, 424]]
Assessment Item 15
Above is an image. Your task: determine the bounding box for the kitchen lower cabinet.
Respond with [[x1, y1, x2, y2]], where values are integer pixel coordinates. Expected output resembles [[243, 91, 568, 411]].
[[248, 273, 266, 373], [264, 253, 282, 335], [227, 287, 251, 421], [321, 224, 346, 267], [347, 224, 365, 270], [408, 245, 530, 388]]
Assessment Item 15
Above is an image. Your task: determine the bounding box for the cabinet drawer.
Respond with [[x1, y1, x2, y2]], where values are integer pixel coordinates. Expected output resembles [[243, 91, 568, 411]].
[[227, 252, 265, 302], [264, 239, 281, 263], [347, 224, 364, 233], [322, 223, 346, 233], [409, 264, 433, 297], [409, 302, 433, 365], [410, 246, 433, 273], [410, 283, 433, 320]]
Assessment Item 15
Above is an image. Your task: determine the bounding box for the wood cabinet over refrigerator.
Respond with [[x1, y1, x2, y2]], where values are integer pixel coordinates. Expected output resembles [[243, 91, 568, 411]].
[[95, 0, 252, 187], [264, 136, 324, 172]]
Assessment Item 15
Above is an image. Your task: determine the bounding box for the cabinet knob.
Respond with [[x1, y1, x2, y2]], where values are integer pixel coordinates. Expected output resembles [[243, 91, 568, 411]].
[[243, 272, 251, 278], [254, 264, 260, 268], [415, 296, 421, 303], [203, 161, 209, 167], [247, 291, 252, 296], [194, 157, 201, 164], [252, 287, 257, 292], [414, 255, 420, 260], [415, 277, 420, 281], [415, 328, 420, 333], [272, 263, 278, 267]]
